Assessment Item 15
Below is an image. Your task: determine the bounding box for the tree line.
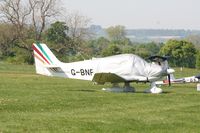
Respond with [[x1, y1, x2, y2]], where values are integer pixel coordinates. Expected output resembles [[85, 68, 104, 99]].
[[0, 0, 200, 69]]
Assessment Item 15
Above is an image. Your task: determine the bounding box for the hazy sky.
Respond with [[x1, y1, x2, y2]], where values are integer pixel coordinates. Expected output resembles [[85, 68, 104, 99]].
[[64, 0, 200, 29]]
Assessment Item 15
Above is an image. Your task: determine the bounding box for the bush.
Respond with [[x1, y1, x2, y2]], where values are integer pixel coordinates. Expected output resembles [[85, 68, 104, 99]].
[[6, 48, 33, 64]]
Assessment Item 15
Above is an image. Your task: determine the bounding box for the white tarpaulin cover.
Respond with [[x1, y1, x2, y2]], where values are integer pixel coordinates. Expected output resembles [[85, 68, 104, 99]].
[[94, 54, 165, 81]]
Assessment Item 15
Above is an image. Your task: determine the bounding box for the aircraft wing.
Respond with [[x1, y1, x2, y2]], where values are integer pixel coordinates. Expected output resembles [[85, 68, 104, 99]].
[[92, 73, 126, 84]]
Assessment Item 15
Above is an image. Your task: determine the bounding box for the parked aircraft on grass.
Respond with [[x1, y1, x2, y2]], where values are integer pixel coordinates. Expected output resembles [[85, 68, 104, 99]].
[[32, 43, 175, 94], [155, 74, 200, 85]]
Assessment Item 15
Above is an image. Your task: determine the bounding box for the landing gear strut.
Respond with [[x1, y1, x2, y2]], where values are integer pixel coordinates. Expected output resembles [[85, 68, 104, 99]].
[[123, 82, 135, 92]]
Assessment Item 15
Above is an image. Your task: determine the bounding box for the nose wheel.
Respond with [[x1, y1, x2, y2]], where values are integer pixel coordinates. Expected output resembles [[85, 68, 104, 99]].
[[144, 82, 163, 94]]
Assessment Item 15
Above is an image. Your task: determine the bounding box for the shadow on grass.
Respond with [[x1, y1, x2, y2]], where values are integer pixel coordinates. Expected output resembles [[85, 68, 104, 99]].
[[67, 89, 97, 92], [132, 91, 172, 94], [162, 91, 172, 94], [67, 89, 172, 94]]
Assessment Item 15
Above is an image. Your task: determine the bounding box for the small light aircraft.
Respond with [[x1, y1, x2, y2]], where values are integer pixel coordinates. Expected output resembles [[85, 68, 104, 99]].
[[155, 74, 200, 85], [32, 43, 175, 93]]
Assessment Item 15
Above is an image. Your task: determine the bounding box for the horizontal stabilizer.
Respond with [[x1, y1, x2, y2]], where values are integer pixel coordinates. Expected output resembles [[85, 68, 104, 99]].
[[41, 65, 64, 73]]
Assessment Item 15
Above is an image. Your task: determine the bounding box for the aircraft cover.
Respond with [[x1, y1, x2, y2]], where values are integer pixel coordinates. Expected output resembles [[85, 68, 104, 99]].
[[94, 54, 165, 82]]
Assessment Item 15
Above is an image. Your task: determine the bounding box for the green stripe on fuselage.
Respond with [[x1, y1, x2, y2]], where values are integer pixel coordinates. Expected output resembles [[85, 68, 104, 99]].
[[36, 43, 53, 64]]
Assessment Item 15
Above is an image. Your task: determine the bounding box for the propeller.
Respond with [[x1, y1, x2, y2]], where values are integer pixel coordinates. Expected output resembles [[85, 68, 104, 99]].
[[166, 68, 174, 86], [195, 74, 200, 79], [148, 55, 174, 86], [167, 74, 171, 86]]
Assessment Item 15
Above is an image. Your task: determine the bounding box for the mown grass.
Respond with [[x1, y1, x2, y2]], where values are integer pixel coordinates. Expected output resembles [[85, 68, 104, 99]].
[[0, 62, 200, 133]]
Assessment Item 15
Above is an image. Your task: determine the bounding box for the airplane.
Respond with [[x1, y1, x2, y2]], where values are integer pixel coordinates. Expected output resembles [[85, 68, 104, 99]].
[[32, 43, 175, 94], [155, 74, 200, 85]]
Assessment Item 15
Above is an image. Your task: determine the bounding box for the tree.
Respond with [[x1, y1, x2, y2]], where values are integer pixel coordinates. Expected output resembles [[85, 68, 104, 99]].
[[45, 21, 71, 61], [0, 0, 33, 52], [159, 40, 196, 68], [106, 25, 126, 42], [65, 12, 91, 54], [196, 51, 200, 69], [145, 42, 163, 56], [0, 0, 31, 40], [0, 0, 61, 48], [0, 23, 16, 59], [29, 0, 61, 41], [88, 37, 110, 56], [0, 0, 62, 63], [122, 45, 136, 54], [101, 44, 122, 57], [134, 44, 151, 58], [46, 21, 69, 44]]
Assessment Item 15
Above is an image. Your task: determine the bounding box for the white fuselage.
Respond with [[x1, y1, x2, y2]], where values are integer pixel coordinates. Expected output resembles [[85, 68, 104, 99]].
[[49, 54, 166, 82]]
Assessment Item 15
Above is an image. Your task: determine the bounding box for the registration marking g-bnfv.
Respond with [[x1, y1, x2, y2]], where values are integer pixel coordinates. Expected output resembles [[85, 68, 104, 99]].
[[71, 69, 93, 76]]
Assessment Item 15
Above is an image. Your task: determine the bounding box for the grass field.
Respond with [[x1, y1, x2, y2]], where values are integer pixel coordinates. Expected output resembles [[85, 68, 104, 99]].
[[1, 62, 200, 133]]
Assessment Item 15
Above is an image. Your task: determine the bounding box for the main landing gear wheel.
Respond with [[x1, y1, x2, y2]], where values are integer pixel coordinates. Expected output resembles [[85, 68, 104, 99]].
[[102, 82, 135, 93]]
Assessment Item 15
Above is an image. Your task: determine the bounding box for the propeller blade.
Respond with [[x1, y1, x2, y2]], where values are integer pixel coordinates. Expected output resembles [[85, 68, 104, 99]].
[[168, 74, 171, 86], [195, 74, 200, 79]]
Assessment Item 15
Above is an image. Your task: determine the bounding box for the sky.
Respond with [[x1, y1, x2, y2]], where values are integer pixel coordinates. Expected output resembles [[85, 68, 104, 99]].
[[63, 0, 200, 30]]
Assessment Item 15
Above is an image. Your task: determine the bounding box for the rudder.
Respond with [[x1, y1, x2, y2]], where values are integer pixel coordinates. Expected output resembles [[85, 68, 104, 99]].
[[32, 43, 61, 76]]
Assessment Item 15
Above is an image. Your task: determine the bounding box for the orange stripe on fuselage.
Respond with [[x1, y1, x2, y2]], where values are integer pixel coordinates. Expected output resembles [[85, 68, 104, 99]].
[[34, 53, 46, 65], [32, 44, 50, 65]]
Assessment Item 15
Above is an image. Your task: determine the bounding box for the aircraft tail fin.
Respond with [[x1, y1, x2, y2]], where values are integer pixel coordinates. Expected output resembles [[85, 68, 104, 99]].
[[32, 43, 62, 76]]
